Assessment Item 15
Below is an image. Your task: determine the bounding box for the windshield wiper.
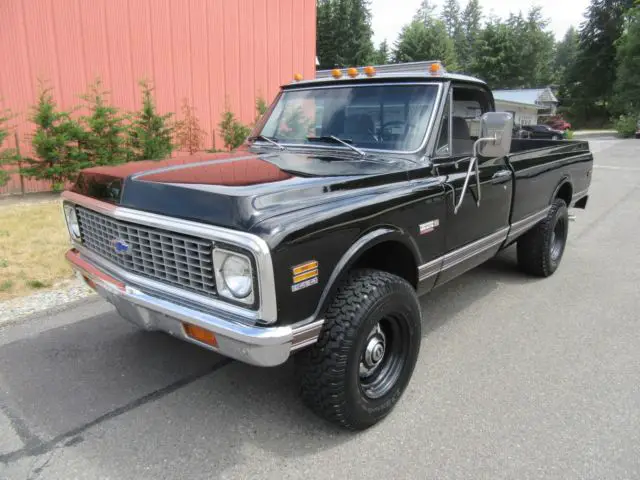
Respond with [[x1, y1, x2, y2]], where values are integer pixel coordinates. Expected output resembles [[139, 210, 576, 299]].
[[248, 134, 286, 150], [306, 135, 366, 157]]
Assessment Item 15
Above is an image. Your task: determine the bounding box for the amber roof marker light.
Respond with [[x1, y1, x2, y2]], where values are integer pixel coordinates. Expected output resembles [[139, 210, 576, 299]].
[[347, 67, 359, 78], [331, 68, 343, 79], [363, 66, 376, 77], [293, 72, 303, 82]]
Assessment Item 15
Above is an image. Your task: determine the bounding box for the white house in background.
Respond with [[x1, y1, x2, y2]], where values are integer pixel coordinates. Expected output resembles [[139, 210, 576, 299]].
[[492, 87, 559, 126]]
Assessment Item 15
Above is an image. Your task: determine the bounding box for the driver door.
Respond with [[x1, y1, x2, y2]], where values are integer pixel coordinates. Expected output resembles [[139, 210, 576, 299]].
[[433, 85, 513, 286]]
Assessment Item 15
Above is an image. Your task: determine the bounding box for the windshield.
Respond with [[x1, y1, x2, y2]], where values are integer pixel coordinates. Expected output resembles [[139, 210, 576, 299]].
[[257, 84, 440, 152]]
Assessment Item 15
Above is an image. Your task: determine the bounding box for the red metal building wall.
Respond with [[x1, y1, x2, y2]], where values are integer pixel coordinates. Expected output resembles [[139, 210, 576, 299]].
[[0, 0, 316, 195]]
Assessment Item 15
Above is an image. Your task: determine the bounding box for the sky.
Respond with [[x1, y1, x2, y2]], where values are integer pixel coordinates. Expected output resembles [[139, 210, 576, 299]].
[[370, 0, 590, 47]]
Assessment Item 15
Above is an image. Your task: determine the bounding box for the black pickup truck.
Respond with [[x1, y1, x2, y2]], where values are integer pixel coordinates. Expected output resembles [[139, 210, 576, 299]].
[[62, 61, 593, 430]]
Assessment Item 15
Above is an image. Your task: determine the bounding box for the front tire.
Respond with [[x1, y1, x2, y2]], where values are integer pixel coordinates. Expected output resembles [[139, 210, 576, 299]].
[[517, 198, 569, 277], [296, 269, 421, 430]]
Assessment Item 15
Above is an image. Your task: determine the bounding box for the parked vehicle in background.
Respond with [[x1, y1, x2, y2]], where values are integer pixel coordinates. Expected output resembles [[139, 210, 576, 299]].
[[546, 117, 572, 131], [61, 61, 593, 431], [636, 119, 640, 139], [520, 124, 566, 140]]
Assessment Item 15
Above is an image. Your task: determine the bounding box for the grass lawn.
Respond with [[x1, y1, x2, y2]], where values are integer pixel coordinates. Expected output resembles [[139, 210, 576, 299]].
[[0, 200, 74, 301]]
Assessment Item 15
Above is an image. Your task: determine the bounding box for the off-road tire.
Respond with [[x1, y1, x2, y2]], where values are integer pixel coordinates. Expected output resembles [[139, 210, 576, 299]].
[[295, 269, 421, 430], [517, 198, 569, 277]]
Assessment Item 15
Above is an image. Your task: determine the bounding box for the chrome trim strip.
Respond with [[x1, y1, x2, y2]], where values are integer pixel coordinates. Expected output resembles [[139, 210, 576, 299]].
[[291, 319, 325, 351], [442, 227, 509, 271], [418, 227, 510, 283], [572, 188, 588, 201], [418, 256, 442, 281], [61, 191, 278, 324], [506, 207, 551, 243]]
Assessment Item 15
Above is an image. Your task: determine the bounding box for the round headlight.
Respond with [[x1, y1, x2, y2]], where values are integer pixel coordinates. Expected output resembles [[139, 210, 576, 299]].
[[221, 255, 252, 299], [63, 204, 81, 240]]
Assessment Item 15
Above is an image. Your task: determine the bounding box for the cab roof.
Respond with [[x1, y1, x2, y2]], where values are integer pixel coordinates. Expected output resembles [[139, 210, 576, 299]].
[[282, 60, 488, 90]]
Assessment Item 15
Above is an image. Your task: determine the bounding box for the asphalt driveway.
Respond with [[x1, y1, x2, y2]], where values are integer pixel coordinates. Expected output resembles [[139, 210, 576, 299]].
[[1, 139, 639, 479]]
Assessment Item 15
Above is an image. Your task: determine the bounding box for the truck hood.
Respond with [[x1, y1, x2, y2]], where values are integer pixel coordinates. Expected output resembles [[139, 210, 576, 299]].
[[71, 149, 415, 232]]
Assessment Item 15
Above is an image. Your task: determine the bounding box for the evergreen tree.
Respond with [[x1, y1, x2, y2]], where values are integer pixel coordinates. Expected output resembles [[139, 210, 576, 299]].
[[21, 86, 87, 188], [316, 0, 375, 68], [471, 20, 523, 87], [129, 80, 174, 161], [79, 79, 132, 166], [554, 27, 580, 85], [372, 39, 390, 64], [565, 0, 635, 121], [393, 19, 457, 68], [413, 0, 436, 24], [0, 110, 19, 187], [174, 98, 206, 155], [219, 107, 251, 151], [441, 0, 461, 37], [613, 6, 640, 115], [458, 0, 483, 72]]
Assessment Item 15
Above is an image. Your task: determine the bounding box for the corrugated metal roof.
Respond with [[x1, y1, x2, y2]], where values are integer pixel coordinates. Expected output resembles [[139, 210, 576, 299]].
[[493, 88, 558, 106]]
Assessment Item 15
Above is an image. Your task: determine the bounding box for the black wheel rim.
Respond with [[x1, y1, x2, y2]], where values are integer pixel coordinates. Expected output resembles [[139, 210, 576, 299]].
[[358, 314, 410, 400], [550, 216, 567, 261]]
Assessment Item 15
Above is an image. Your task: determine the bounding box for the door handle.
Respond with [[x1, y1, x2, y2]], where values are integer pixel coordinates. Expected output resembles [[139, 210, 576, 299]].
[[491, 170, 512, 184]]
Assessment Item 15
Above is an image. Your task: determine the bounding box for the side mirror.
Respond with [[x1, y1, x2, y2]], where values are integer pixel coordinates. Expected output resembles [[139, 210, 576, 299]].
[[477, 112, 514, 158]]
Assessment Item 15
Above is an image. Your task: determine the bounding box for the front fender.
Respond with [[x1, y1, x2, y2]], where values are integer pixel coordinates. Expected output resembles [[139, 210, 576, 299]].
[[311, 226, 421, 321]]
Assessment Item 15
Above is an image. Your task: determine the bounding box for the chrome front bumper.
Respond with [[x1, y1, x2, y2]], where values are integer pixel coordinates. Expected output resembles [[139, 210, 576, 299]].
[[66, 249, 322, 367]]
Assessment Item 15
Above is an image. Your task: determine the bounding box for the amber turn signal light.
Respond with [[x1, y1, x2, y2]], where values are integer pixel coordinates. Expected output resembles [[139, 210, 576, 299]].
[[183, 323, 218, 347]]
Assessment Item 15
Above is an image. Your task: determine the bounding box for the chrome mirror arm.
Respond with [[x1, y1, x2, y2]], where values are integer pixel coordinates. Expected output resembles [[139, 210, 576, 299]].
[[453, 135, 497, 215]]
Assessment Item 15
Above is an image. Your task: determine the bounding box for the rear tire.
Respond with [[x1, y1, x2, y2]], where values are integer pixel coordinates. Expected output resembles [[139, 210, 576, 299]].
[[295, 269, 421, 430], [517, 198, 569, 277]]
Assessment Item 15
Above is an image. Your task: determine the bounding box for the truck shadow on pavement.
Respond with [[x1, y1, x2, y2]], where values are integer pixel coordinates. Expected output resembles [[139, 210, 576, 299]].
[[0, 247, 542, 474]]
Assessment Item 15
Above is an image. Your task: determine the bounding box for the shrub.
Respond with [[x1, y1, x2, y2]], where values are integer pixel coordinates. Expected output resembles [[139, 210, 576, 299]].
[[129, 80, 174, 161], [174, 98, 206, 154], [219, 107, 251, 151], [21, 85, 88, 185], [79, 79, 133, 166], [564, 129, 574, 140], [613, 114, 638, 138], [255, 95, 268, 122], [0, 109, 19, 187]]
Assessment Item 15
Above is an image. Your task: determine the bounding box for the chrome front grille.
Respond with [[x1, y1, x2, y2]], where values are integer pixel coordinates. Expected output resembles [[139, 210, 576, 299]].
[[75, 206, 216, 296]]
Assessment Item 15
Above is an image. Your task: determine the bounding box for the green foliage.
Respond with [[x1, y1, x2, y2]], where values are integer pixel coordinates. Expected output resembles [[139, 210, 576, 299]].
[[316, 0, 375, 69], [457, 0, 483, 72], [613, 113, 638, 137], [21, 85, 88, 184], [564, 129, 575, 139], [440, 0, 461, 37], [613, 7, 640, 115], [372, 39, 390, 65], [0, 109, 19, 187], [219, 107, 251, 151], [554, 27, 579, 86], [174, 98, 206, 154], [129, 80, 174, 161], [564, 0, 635, 124], [255, 96, 269, 122], [0, 280, 13, 292], [79, 79, 133, 166], [26, 279, 50, 289], [393, 19, 457, 68], [470, 8, 554, 88]]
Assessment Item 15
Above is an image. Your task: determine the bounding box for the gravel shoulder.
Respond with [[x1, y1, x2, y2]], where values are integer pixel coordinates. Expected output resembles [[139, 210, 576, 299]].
[[0, 278, 96, 327]]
